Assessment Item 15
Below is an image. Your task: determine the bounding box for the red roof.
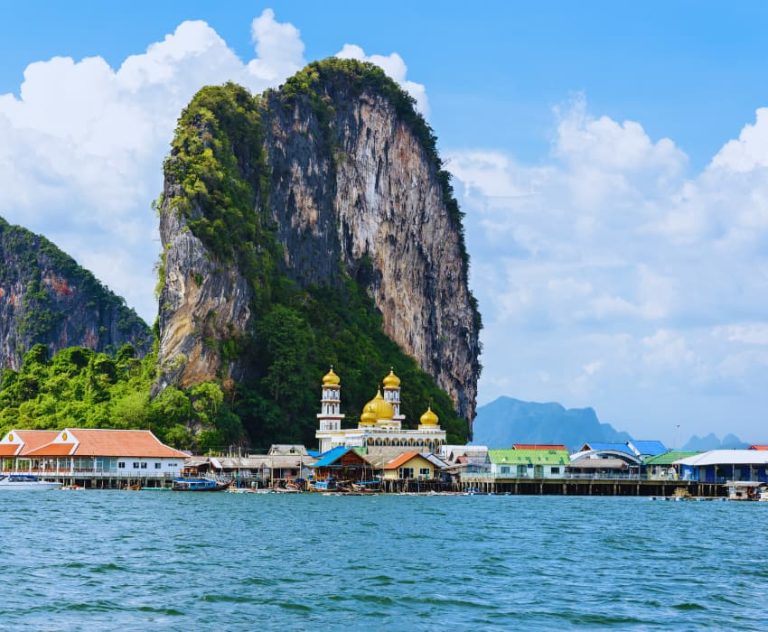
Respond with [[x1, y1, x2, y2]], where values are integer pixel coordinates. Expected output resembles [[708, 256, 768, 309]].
[[0, 444, 20, 456], [383, 451, 430, 470], [25, 443, 76, 457], [750, 445, 768, 451], [70, 430, 187, 458], [14, 430, 60, 455], [25, 429, 187, 459], [513, 444, 568, 451]]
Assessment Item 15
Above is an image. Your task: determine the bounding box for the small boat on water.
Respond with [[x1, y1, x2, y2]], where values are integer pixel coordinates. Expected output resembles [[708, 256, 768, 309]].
[[171, 477, 231, 492], [0, 474, 62, 491]]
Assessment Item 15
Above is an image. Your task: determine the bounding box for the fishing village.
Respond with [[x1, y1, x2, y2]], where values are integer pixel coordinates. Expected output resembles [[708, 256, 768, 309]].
[[1, 368, 767, 500]]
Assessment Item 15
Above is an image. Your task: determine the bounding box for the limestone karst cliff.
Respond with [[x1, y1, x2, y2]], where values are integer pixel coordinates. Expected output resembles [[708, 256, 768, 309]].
[[0, 217, 152, 369], [156, 59, 481, 442]]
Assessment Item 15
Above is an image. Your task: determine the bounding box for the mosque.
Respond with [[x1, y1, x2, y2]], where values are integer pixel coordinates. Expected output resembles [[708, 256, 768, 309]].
[[315, 367, 447, 454]]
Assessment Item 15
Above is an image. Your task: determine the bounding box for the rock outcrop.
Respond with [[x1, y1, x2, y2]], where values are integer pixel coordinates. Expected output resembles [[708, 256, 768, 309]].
[[0, 217, 152, 369], [156, 60, 481, 435]]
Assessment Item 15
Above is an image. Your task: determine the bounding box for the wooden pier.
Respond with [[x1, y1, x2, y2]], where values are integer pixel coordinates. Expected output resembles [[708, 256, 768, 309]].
[[457, 477, 726, 497]]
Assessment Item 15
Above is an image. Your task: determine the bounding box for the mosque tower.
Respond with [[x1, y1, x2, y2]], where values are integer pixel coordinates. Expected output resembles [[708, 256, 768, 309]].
[[382, 368, 405, 422], [317, 367, 345, 432]]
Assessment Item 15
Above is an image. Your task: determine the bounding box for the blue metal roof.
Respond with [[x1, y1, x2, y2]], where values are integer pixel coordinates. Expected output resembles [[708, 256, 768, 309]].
[[310, 446, 351, 468], [306, 450, 321, 458], [583, 442, 634, 456], [628, 440, 667, 457]]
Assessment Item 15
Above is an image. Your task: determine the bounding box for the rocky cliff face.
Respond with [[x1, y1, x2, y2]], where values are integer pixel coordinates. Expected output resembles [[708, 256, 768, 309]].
[[0, 217, 152, 369], [156, 60, 481, 434]]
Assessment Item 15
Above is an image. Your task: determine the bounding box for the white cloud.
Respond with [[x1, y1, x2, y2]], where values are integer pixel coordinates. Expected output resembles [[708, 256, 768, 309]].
[[335, 44, 429, 116], [452, 99, 768, 441], [0, 10, 425, 322], [710, 107, 768, 172]]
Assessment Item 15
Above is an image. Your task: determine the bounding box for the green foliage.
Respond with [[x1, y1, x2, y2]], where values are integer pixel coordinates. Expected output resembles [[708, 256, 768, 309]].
[[164, 83, 279, 311], [235, 277, 468, 450], [0, 217, 150, 346], [0, 344, 243, 452]]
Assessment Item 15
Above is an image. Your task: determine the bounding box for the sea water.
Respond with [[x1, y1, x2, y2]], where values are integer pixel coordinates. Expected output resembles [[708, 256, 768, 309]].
[[1, 492, 767, 631]]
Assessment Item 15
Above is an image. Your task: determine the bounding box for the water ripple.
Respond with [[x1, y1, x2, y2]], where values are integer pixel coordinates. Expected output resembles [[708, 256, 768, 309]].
[[2, 494, 768, 630]]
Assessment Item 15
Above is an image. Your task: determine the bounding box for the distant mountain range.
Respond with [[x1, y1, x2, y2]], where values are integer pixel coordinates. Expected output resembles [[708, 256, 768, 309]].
[[681, 433, 749, 451], [472, 396, 748, 451], [472, 396, 631, 450]]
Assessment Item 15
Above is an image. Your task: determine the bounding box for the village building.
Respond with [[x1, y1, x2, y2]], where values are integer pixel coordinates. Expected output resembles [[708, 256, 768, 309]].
[[315, 368, 447, 454], [0, 428, 187, 486], [382, 451, 438, 481], [512, 444, 568, 451], [309, 446, 376, 482], [749, 445, 768, 451], [626, 440, 667, 459], [183, 449, 316, 487], [570, 444, 642, 477], [488, 448, 570, 479], [674, 450, 768, 483], [643, 451, 700, 480]]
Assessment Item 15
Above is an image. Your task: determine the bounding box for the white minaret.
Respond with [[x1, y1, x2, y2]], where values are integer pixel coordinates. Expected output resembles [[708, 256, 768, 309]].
[[382, 368, 404, 421], [317, 367, 345, 432]]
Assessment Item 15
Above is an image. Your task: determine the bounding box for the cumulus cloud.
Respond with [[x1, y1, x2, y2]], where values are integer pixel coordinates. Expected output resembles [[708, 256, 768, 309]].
[[335, 44, 429, 116], [450, 100, 768, 440], [0, 10, 424, 322]]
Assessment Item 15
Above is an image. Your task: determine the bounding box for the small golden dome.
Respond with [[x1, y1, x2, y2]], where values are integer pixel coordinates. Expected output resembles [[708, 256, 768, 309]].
[[322, 367, 340, 387], [420, 406, 439, 426], [373, 389, 395, 420], [382, 368, 401, 389]]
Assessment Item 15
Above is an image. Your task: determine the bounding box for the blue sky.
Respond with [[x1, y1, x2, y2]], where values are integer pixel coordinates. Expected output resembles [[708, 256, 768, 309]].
[[1, 2, 767, 443]]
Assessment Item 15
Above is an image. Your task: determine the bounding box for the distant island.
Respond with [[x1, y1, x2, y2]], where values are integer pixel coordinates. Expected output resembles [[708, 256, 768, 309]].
[[472, 396, 748, 450]]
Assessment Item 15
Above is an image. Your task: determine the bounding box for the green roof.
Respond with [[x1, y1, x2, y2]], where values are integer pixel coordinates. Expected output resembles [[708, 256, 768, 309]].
[[643, 450, 700, 465], [489, 449, 570, 466]]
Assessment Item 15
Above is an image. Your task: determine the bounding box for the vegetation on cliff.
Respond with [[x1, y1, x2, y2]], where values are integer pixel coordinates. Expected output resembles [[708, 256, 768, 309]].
[[0, 343, 243, 451], [0, 217, 152, 368]]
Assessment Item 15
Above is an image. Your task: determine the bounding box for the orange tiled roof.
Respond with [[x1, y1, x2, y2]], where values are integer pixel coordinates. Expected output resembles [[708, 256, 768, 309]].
[[25, 443, 76, 457], [15, 431, 60, 455], [383, 451, 429, 470], [68, 429, 188, 458], [0, 444, 20, 456], [750, 445, 768, 451]]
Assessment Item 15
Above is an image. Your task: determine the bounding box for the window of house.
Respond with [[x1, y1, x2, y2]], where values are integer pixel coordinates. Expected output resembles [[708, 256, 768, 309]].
[[551, 467, 560, 474], [419, 468, 430, 477], [517, 465, 526, 476], [133, 462, 140, 469], [118, 462, 125, 469], [400, 467, 414, 479], [140, 462, 148, 469], [500, 466, 510, 474], [154, 462, 162, 469]]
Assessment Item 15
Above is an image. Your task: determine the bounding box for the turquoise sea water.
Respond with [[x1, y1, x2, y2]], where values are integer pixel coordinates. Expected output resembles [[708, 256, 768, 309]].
[[1, 493, 767, 631]]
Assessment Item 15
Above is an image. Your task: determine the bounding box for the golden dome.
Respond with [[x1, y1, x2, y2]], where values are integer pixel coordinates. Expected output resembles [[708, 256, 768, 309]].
[[360, 398, 378, 426], [420, 406, 439, 426], [382, 368, 401, 389], [360, 390, 394, 424], [322, 367, 340, 387], [373, 389, 395, 420]]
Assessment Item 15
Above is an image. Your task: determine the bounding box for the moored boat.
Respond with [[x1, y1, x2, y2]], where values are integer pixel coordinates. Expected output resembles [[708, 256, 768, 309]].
[[171, 477, 231, 492], [0, 474, 62, 491]]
